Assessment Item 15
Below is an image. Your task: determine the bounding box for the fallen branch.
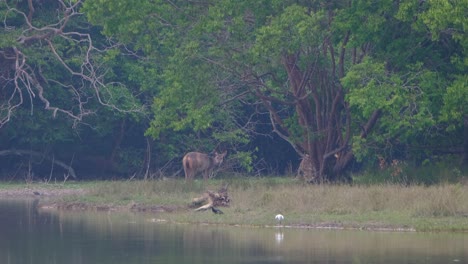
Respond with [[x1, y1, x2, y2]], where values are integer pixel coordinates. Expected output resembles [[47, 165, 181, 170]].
[[190, 185, 230, 211]]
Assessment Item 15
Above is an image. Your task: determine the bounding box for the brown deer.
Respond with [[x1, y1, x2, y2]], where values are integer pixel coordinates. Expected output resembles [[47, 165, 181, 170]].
[[182, 151, 227, 180]]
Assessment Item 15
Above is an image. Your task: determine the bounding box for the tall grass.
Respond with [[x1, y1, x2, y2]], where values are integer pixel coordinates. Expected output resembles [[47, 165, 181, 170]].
[[228, 182, 468, 217], [13, 177, 465, 231], [81, 179, 468, 216], [66, 178, 468, 230], [80, 180, 208, 205]]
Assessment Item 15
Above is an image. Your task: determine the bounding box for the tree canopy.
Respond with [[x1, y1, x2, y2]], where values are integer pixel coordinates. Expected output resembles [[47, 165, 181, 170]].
[[0, 0, 466, 181]]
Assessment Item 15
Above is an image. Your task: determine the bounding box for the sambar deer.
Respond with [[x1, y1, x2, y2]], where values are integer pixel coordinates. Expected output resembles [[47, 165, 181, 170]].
[[182, 151, 227, 180]]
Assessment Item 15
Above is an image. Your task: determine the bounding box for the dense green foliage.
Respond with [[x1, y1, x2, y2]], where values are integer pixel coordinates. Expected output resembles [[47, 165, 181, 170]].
[[0, 0, 466, 181]]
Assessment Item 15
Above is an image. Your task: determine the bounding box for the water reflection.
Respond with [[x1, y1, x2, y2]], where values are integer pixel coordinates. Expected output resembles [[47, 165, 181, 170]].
[[0, 199, 467, 264], [274, 231, 284, 245]]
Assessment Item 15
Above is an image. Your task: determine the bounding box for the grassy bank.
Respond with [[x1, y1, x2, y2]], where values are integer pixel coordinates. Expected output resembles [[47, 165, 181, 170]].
[[1, 178, 468, 232]]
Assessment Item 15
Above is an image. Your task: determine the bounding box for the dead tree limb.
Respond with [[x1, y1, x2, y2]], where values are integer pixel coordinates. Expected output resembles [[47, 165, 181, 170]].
[[1, 0, 145, 128], [190, 185, 230, 211]]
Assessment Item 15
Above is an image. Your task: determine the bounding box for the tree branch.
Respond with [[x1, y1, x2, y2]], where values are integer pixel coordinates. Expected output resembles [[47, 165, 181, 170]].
[[0, 0, 145, 128]]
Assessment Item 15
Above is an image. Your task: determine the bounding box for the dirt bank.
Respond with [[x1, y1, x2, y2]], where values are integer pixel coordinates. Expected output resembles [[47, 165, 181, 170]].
[[0, 186, 86, 198], [0, 186, 184, 213]]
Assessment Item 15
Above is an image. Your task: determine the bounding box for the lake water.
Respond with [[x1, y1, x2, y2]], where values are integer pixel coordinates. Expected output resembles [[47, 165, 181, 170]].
[[0, 199, 467, 264]]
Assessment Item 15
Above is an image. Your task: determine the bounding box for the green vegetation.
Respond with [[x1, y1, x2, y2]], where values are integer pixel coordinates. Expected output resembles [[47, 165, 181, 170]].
[[1, 0, 466, 182], [3, 177, 467, 232], [2, 0, 467, 247]]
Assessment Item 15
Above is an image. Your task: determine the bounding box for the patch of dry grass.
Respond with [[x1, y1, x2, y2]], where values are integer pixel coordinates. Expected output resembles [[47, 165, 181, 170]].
[[4, 178, 467, 231], [229, 183, 468, 217], [83, 179, 468, 216], [224, 182, 468, 230]]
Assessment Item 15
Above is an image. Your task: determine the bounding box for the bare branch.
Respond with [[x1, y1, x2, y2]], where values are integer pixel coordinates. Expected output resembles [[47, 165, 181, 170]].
[[0, 0, 145, 128]]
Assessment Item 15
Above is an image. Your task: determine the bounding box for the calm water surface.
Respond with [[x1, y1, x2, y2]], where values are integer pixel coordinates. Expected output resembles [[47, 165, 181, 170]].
[[0, 199, 467, 264]]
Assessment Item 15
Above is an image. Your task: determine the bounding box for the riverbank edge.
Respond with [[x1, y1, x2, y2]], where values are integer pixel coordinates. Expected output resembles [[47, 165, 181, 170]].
[[0, 186, 451, 233]]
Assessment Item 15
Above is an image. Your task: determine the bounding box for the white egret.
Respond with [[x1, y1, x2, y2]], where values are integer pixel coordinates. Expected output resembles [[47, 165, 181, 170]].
[[275, 214, 284, 225]]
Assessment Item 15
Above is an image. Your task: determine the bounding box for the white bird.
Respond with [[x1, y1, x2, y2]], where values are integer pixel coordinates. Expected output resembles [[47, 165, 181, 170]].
[[275, 214, 284, 225]]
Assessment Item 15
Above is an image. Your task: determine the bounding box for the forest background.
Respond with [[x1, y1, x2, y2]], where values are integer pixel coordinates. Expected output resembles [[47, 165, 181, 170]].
[[0, 0, 466, 184]]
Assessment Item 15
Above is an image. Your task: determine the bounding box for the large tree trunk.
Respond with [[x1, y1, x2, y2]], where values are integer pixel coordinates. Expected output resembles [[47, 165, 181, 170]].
[[281, 53, 352, 181], [249, 13, 376, 182], [333, 109, 382, 175], [463, 115, 468, 165]]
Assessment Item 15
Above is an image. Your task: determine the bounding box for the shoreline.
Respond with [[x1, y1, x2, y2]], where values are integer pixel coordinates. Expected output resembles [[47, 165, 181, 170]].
[[0, 186, 86, 198], [0, 187, 421, 233], [1, 182, 467, 233]]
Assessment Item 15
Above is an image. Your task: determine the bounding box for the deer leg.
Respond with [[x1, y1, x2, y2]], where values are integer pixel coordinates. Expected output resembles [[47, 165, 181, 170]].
[[183, 166, 190, 180]]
